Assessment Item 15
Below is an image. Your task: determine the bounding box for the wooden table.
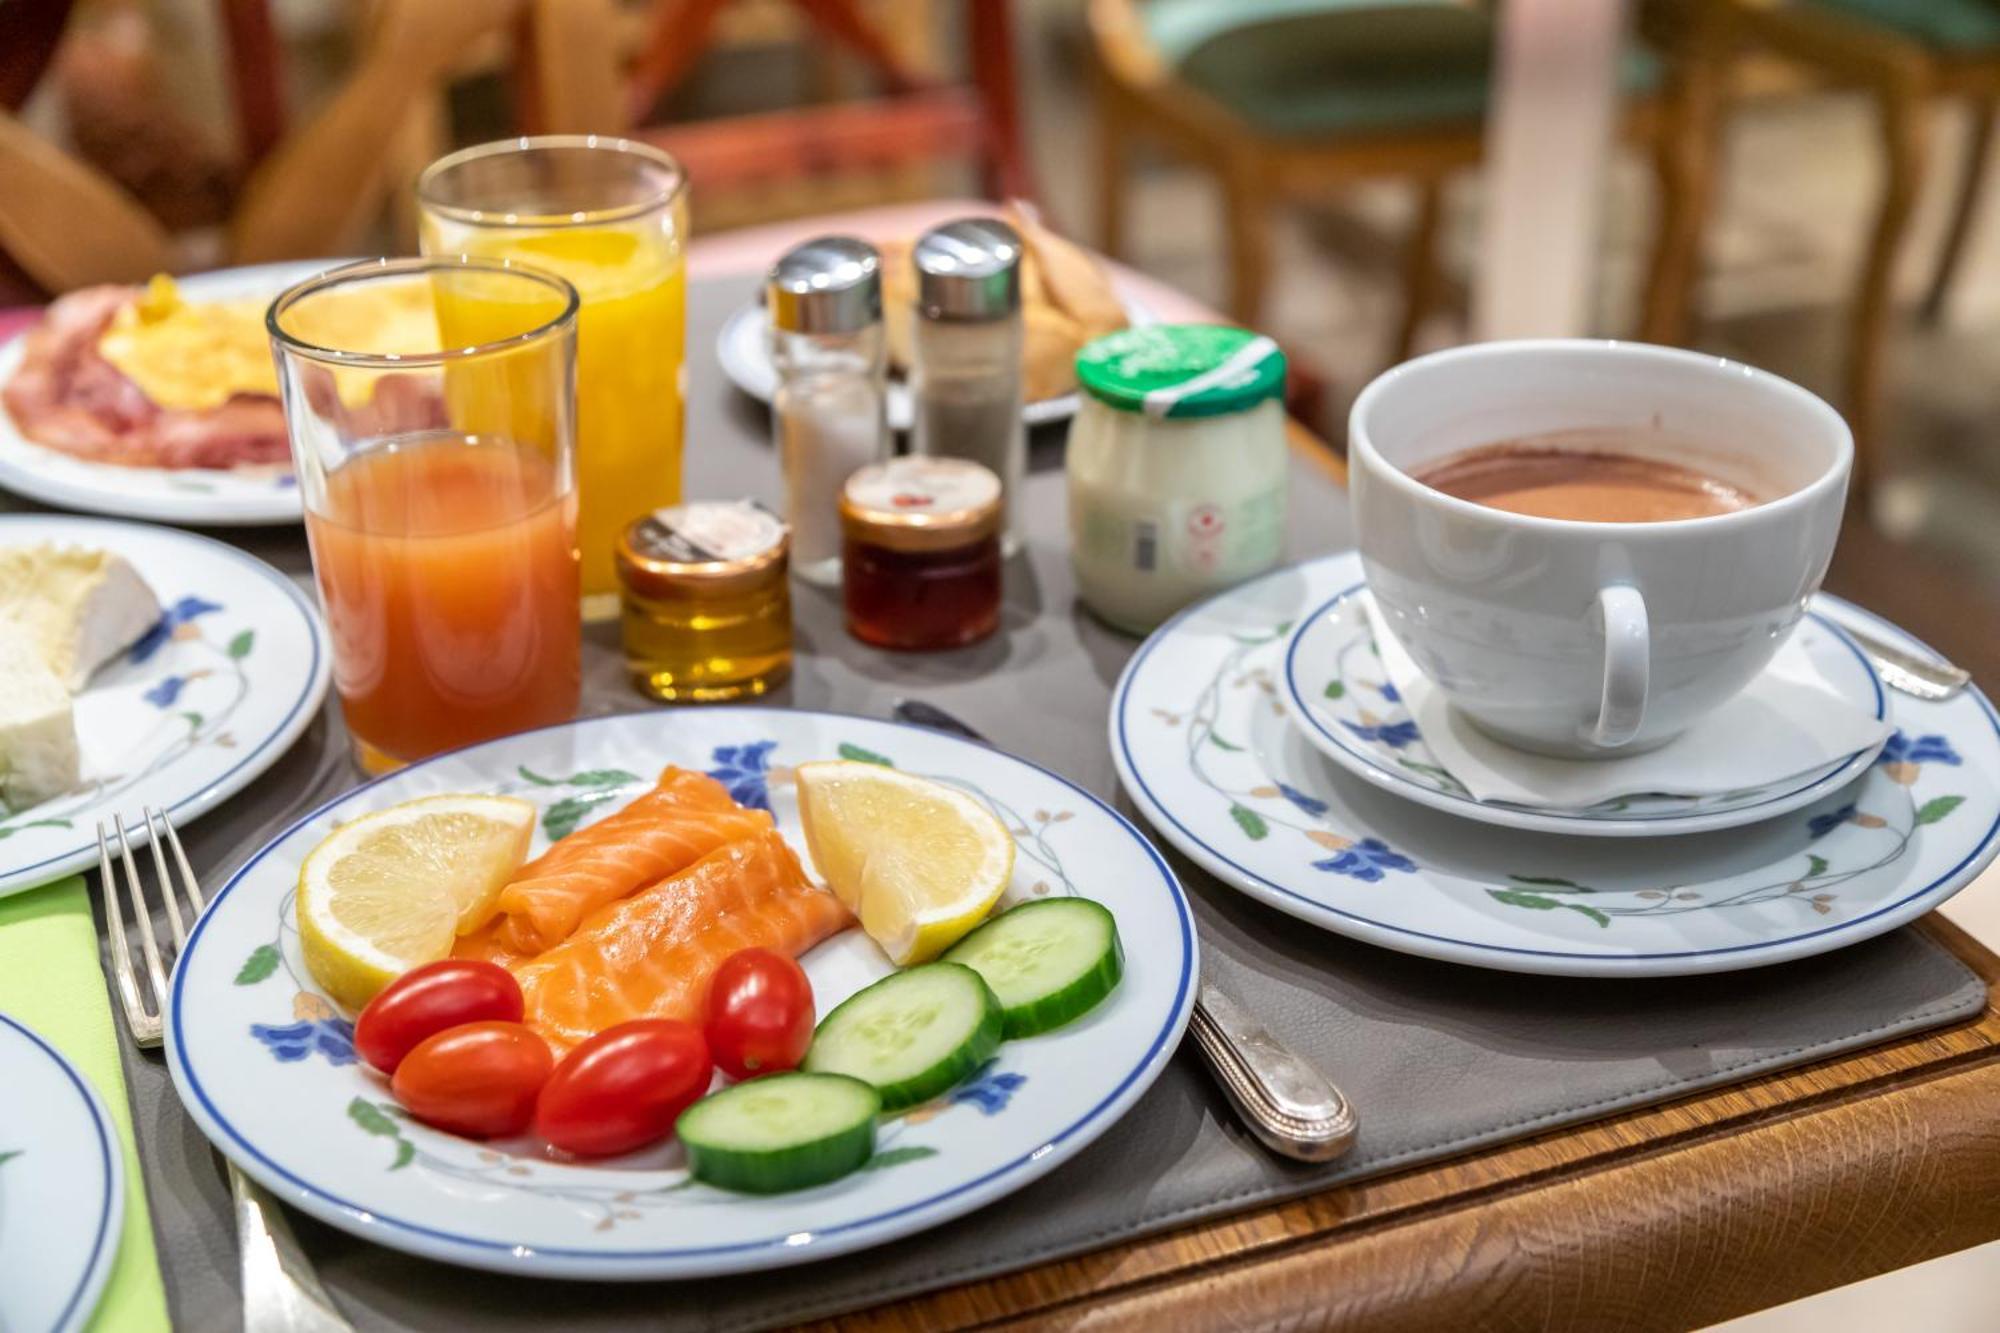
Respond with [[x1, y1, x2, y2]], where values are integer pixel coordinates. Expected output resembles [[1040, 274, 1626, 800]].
[[698, 205, 2000, 1332]]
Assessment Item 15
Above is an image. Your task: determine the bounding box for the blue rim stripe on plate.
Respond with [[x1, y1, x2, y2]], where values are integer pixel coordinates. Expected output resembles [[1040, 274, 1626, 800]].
[[1113, 558, 2000, 964], [0, 516, 325, 886], [167, 706, 1196, 1266], [1283, 579, 1886, 823], [0, 1011, 118, 1333]]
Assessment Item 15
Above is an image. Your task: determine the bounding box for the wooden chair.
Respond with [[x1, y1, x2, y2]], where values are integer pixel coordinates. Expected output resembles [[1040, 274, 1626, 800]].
[[1087, 0, 1699, 371], [0, 0, 532, 291], [510, 0, 1037, 227], [1641, 0, 2000, 502]]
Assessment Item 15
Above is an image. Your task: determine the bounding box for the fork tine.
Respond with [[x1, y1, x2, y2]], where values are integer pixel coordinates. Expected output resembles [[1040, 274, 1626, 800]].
[[153, 806, 205, 914], [98, 822, 155, 1038], [112, 814, 169, 1026], [144, 813, 188, 953]]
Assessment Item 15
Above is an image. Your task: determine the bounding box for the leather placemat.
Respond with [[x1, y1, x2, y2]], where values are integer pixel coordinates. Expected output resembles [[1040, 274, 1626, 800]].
[[292, 850, 1985, 1333]]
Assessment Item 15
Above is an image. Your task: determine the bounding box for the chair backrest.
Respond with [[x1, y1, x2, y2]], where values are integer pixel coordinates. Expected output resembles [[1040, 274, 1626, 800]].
[[612, 0, 1034, 228]]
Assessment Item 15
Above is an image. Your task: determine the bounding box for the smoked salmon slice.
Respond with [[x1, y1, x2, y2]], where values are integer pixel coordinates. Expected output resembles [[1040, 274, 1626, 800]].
[[512, 830, 852, 1053], [478, 767, 775, 956]]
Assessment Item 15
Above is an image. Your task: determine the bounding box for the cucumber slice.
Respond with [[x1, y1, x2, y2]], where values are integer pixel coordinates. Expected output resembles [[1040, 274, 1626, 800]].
[[803, 962, 1002, 1111], [676, 1072, 879, 1194], [942, 898, 1122, 1038]]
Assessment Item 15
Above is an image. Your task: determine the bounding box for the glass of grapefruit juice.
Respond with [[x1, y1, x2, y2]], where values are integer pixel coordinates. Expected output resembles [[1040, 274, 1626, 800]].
[[269, 258, 583, 774], [418, 137, 688, 621]]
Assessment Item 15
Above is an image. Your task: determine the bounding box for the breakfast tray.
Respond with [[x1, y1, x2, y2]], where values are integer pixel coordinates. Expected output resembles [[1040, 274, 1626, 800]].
[[147, 845, 1978, 1332]]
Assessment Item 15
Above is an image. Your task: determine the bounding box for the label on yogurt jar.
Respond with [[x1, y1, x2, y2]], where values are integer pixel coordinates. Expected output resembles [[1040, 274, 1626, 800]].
[[1076, 488, 1282, 585]]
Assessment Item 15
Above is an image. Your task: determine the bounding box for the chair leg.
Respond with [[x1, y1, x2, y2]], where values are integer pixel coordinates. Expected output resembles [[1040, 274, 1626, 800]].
[[1221, 157, 1275, 328], [1919, 96, 1996, 327], [1093, 81, 1132, 260], [1638, 2, 1728, 346], [1848, 81, 1930, 505], [1391, 179, 1444, 364]]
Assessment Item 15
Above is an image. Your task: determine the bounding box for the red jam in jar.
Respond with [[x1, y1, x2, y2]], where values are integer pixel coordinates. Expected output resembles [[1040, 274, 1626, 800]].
[[839, 457, 1003, 651]]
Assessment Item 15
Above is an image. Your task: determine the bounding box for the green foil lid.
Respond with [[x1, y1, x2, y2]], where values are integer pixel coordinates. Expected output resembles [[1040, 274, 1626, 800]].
[[1074, 324, 1286, 419]]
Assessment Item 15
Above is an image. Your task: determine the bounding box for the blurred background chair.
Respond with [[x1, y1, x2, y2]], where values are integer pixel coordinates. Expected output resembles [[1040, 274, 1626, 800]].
[[595, 0, 1036, 228], [1086, 0, 1694, 374], [1643, 0, 2000, 503]]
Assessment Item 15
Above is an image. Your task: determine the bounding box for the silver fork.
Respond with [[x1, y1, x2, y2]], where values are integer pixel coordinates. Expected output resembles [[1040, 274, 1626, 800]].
[[99, 808, 355, 1333]]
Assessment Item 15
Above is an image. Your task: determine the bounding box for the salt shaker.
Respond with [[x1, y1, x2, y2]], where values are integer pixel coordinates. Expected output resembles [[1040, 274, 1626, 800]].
[[910, 219, 1026, 553], [768, 236, 891, 585]]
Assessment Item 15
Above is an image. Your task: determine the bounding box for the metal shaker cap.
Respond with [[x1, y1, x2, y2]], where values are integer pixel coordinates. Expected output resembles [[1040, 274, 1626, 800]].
[[768, 236, 882, 334], [913, 219, 1022, 321]]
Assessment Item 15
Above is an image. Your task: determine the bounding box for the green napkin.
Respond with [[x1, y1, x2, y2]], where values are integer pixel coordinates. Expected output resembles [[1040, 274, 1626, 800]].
[[0, 875, 171, 1333]]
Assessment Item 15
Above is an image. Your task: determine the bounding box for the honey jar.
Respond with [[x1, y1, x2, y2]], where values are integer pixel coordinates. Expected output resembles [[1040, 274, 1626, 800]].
[[616, 501, 792, 702], [839, 457, 1002, 651]]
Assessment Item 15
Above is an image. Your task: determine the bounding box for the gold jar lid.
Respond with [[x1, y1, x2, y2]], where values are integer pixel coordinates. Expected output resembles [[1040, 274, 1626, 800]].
[[616, 500, 789, 599], [839, 457, 1002, 554]]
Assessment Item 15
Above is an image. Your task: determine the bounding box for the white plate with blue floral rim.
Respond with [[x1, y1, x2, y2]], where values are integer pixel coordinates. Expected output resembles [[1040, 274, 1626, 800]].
[[1111, 552, 2000, 978], [0, 1012, 124, 1333], [1279, 564, 1889, 837], [0, 260, 334, 526], [165, 708, 1196, 1279], [0, 514, 330, 897]]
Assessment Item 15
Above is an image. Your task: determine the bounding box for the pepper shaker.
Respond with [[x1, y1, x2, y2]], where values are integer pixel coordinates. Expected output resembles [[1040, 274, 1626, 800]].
[[768, 237, 891, 586], [910, 219, 1025, 554]]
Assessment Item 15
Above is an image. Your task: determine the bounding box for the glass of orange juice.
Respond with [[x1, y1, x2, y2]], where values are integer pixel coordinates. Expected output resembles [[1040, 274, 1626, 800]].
[[417, 136, 688, 620], [268, 257, 583, 774]]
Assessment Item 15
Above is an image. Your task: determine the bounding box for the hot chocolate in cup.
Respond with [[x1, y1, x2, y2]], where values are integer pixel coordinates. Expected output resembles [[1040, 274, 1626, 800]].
[[1349, 340, 1852, 759]]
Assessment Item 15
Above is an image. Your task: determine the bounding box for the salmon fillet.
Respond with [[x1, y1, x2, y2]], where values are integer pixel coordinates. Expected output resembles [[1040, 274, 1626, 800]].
[[513, 830, 852, 1053], [480, 767, 775, 956]]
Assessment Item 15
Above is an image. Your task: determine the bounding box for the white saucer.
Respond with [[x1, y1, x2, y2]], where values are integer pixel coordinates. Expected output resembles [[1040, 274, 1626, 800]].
[[1280, 560, 1888, 837], [1111, 552, 2000, 978]]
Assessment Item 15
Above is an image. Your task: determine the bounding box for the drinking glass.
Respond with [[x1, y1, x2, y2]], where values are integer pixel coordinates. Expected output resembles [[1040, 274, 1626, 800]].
[[268, 257, 583, 774], [417, 136, 689, 620]]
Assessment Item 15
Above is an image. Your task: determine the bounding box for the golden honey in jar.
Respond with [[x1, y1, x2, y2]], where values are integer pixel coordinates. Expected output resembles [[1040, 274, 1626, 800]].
[[840, 457, 1002, 651], [616, 500, 792, 701]]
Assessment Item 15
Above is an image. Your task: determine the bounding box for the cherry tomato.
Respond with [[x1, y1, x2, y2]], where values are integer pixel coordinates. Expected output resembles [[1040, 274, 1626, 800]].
[[391, 1021, 552, 1138], [354, 960, 524, 1075], [533, 1019, 712, 1158], [704, 948, 815, 1081]]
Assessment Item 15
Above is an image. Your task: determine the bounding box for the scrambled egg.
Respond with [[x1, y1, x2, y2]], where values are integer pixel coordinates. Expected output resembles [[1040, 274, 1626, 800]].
[[96, 275, 442, 412]]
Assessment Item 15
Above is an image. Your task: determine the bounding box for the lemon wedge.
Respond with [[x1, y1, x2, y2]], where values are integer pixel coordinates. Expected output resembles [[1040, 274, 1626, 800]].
[[297, 794, 535, 1011], [794, 761, 1015, 966]]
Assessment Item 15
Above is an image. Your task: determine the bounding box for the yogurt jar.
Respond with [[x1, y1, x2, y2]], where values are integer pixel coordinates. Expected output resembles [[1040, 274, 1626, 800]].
[[1066, 324, 1288, 633]]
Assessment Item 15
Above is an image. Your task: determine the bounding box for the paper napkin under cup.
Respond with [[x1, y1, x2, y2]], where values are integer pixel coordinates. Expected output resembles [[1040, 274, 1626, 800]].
[[1363, 595, 1894, 810], [0, 875, 171, 1333]]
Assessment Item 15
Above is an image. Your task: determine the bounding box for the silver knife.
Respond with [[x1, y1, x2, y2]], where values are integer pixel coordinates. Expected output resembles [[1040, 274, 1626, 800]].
[[890, 699, 1357, 1162]]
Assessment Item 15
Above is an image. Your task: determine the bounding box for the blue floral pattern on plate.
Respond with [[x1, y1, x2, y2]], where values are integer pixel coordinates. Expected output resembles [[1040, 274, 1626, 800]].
[[707, 741, 779, 811]]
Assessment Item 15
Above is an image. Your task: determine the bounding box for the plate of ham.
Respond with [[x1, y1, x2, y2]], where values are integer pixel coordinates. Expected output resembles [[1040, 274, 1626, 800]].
[[0, 261, 331, 526]]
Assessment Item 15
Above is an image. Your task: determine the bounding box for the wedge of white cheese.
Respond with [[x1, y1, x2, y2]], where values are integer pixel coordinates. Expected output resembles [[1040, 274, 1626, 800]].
[[0, 545, 162, 690], [0, 634, 80, 813]]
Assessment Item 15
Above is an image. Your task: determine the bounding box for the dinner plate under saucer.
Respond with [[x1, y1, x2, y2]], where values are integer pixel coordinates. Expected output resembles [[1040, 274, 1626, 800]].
[[1111, 552, 2000, 978], [1279, 564, 1888, 837]]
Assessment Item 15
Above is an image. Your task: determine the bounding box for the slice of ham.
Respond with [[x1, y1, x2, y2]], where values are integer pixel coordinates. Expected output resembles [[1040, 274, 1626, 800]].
[[1, 284, 291, 469]]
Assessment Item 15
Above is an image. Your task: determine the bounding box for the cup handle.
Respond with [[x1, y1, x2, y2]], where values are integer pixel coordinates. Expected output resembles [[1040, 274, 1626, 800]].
[[1592, 584, 1649, 748]]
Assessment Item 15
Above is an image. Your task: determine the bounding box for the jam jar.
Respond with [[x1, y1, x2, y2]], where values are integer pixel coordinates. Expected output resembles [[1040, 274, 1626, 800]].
[[839, 457, 1002, 651], [616, 500, 792, 701]]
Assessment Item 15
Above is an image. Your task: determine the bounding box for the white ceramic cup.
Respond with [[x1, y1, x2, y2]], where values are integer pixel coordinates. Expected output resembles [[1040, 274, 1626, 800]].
[[1349, 340, 1852, 758]]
